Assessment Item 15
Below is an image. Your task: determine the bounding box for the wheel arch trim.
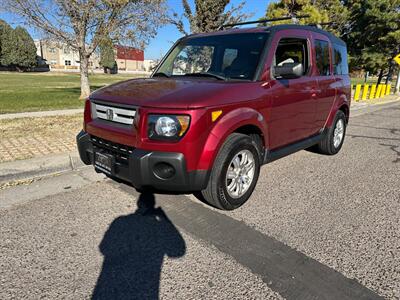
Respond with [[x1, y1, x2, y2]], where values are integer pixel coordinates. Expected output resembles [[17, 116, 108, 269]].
[[324, 94, 350, 128], [196, 107, 268, 170]]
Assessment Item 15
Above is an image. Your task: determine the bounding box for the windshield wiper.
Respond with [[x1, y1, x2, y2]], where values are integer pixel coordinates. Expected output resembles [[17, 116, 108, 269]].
[[153, 72, 171, 78], [182, 72, 226, 81]]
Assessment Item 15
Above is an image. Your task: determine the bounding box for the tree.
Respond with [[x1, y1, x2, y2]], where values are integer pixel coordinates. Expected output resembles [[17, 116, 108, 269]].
[[4, 0, 167, 99], [0, 19, 13, 66], [170, 0, 251, 35], [1, 26, 37, 70], [99, 38, 116, 73], [264, 0, 348, 36], [265, 0, 329, 25], [314, 0, 350, 35], [343, 0, 400, 80]]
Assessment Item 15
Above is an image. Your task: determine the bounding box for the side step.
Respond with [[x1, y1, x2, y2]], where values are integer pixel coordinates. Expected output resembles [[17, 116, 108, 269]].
[[263, 130, 326, 164]]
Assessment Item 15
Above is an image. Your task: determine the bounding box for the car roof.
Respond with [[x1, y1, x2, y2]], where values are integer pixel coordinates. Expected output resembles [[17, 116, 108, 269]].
[[186, 24, 346, 47]]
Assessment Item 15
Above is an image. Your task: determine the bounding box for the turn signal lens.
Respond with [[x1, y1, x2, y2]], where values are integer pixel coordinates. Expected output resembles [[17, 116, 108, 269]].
[[211, 110, 222, 122], [176, 115, 190, 136]]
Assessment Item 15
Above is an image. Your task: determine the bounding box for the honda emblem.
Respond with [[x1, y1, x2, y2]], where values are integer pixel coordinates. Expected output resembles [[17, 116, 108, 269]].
[[106, 109, 114, 121]]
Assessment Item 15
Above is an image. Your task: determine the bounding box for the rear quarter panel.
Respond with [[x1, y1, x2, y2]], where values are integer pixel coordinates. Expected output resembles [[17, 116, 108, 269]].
[[324, 74, 351, 128]]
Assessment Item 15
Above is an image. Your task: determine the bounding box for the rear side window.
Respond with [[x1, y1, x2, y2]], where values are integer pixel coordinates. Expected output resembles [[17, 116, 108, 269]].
[[315, 40, 330, 76], [274, 38, 309, 76], [333, 44, 349, 75]]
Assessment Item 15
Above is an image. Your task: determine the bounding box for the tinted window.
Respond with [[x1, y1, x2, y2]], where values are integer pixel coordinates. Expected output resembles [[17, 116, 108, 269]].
[[274, 38, 309, 76], [157, 33, 268, 80], [315, 40, 330, 76], [171, 45, 215, 75], [333, 44, 349, 75], [222, 48, 238, 70]]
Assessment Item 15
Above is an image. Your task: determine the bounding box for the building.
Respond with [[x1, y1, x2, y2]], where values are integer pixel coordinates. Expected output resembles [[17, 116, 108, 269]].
[[115, 45, 144, 71], [35, 40, 100, 70], [143, 59, 157, 72], [35, 40, 145, 72]]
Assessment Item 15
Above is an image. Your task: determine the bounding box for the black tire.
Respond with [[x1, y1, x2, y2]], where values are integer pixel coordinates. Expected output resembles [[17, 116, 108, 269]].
[[201, 133, 261, 210], [316, 110, 347, 155]]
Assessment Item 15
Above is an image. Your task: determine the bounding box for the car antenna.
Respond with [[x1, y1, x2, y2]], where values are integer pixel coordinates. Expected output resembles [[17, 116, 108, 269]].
[[219, 15, 310, 30]]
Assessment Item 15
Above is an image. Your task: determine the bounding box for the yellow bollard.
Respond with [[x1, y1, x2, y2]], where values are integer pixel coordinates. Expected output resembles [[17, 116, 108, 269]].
[[369, 84, 377, 99], [386, 84, 391, 95], [380, 84, 386, 97], [354, 84, 362, 101], [376, 84, 382, 99], [361, 84, 369, 101]]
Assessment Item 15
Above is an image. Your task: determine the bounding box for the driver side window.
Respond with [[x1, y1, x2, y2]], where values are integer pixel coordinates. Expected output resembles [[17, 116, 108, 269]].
[[274, 38, 309, 77]]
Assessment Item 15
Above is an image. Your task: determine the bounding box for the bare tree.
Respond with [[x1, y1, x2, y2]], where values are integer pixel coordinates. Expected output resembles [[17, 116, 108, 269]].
[[4, 0, 167, 99], [170, 0, 252, 35]]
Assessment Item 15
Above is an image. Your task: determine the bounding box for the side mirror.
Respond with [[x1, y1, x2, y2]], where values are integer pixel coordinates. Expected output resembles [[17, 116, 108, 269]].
[[274, 63, 303, 79]]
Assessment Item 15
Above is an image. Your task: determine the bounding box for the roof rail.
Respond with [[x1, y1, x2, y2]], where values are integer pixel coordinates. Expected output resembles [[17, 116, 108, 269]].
[[307, 22, 335, 29], [220, 15, 310, 30]]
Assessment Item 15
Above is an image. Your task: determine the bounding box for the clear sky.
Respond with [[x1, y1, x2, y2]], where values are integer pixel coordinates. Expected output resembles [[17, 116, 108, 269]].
[[0, 0, 270, 60]]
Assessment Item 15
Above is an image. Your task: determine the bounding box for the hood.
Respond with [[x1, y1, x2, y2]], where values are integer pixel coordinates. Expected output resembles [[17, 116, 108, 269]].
[[89, 78, 260, 109]]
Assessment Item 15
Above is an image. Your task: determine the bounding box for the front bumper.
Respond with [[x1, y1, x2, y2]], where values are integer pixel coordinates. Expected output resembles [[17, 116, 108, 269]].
[[76, 130, 209, 192]]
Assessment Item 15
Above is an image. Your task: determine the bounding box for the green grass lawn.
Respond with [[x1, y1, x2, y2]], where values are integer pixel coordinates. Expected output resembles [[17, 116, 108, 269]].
[[0, 72, 144, 114], [350, 77, 379, 86]]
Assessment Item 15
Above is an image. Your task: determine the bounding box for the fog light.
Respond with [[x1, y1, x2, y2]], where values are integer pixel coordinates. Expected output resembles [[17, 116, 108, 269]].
[[153, 162, 175, 180]]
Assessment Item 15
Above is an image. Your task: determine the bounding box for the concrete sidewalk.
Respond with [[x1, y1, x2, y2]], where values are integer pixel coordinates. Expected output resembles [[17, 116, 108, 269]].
[[350, 94, 400, 117], [0, 108, 83, 120]]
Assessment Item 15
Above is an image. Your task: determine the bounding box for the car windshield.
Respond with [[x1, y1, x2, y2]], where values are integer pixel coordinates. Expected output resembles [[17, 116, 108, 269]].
[[155, 33, 269, 81]]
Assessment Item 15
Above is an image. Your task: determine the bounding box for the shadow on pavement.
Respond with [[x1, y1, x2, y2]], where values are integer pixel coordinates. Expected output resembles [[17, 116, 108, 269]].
[[105, 182, 383, 299], [92, 192, 186, 299]]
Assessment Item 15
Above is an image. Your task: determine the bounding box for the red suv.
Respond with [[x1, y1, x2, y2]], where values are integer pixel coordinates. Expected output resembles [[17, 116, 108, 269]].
[[77, 24, 350, 210]]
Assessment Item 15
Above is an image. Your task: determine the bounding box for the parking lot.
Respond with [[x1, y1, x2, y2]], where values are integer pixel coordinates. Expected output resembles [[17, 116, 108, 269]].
[[1, 102, 399, 299]]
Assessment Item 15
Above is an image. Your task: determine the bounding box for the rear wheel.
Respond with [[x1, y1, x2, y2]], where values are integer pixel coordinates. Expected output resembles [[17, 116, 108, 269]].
[[316, 110, 347, 155], [201, 133, 261, 210]]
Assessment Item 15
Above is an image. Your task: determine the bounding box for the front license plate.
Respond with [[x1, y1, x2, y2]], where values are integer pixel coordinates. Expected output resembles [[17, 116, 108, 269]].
[[94, 152, 113, 174]]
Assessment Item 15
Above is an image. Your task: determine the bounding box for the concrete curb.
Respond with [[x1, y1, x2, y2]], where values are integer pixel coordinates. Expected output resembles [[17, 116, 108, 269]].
[[350, 97, 400, 117], [0, 151, 87, 186]]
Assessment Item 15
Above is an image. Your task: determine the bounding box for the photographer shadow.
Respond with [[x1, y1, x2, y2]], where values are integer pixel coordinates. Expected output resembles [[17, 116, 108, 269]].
[[92, 192, 186, 299]]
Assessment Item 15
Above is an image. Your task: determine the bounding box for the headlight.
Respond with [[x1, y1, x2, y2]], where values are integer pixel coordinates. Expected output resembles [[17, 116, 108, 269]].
[[155, 116, 178, 136], [148, 115, 190, 141]]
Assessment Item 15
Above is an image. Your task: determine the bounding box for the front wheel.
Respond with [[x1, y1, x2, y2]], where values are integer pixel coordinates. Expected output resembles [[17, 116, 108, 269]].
[[201, 133, 261, 210], [316, 110, 347, 155]]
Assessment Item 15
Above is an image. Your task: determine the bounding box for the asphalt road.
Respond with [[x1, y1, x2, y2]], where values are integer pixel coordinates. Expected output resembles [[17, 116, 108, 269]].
[[1, 102, 399, 300]]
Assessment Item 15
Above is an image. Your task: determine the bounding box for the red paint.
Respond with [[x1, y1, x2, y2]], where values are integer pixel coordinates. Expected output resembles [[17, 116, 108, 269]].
[[84, 27, 350, 172]]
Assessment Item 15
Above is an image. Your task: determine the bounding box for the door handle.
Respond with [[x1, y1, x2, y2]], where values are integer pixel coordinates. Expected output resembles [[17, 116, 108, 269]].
[[311, 87, 319, 98], [311, 89, 317, 98]]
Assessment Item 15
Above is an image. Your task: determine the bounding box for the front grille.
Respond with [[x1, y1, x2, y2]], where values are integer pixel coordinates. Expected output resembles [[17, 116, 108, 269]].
[[91, 136, 134, 164], [91, 102, 136, 125]]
